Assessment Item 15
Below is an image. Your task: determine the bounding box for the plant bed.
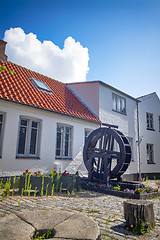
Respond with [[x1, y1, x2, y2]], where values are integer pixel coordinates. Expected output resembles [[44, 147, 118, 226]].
[[0, 175, 20, 198], [19, 175, 53, 196], [81, 180, 160, 199], [19, 170, 81, 196], [110, 179, 144, 190]]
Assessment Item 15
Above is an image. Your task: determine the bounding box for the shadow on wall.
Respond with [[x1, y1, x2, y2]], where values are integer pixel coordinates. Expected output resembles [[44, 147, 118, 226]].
[[66, 145, 87, 175]]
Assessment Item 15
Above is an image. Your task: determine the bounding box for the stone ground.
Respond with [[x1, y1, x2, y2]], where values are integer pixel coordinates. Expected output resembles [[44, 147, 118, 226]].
[[0, 180, 160, 240]]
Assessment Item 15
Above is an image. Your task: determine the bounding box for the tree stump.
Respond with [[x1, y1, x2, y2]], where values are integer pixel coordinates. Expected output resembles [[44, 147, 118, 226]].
[[123, 200, 155, 230]]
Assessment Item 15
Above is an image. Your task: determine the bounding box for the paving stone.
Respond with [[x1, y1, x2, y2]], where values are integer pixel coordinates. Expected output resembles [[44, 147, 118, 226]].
[[0, 187, 160, 240], [17, 209, 73, 230], [1, 209, 101, 240], [54, 212, 101, 240], [0, 213, 35, 240]]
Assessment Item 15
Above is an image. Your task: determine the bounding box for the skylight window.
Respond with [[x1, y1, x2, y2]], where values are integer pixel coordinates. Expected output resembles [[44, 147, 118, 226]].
[[30, 78, 52, 93]]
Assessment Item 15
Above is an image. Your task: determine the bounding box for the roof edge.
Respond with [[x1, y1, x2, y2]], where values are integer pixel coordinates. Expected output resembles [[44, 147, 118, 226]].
[[0, 97, 101, 124], [66, 84, 100, 120], [67, 80, 139, 102], [137, 92, 157, 99]]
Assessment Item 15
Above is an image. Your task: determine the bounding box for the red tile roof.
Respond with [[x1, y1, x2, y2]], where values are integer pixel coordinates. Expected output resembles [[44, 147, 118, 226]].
[[0, 61, 100, 122]]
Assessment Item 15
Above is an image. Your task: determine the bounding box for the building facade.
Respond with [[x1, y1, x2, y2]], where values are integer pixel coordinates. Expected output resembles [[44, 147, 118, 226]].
[[0, 39, 160, 179], [0, 99, 99, 176], [137, 92, 160, 179], [0, 53, 100, 176], [68, 81, 140, 178]]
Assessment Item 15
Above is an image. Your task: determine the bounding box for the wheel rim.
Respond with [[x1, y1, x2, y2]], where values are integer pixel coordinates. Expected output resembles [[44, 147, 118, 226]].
[[83, 127, 131, 180]]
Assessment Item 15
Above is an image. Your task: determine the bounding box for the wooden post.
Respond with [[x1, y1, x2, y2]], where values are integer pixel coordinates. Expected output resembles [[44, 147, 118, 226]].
[[123, 200, 155, 230]]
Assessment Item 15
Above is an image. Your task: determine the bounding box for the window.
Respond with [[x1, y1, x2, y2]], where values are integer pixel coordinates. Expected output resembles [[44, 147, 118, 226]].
[[84, 129, 92, 143], [17, 117, 41, 158], [112, 93, 126, 115], [56, 124, 72, 158], [146, 113, 154, 130], [147, 144, 154, 164], [0, 113, 5, 157], [30, 78, 51, 93]]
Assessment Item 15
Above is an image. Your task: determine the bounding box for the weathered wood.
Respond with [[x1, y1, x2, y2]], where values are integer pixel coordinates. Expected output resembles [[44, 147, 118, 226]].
[[83, 127, 132, 183], [123, 200, 155, 229]]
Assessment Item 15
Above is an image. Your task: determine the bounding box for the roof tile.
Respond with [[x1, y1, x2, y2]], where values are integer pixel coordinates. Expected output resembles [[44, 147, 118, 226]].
[[0, 61, 100, 122]]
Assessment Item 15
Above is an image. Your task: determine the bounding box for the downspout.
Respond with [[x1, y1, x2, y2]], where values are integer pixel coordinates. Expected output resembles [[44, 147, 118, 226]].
[[136, 101, 142, 181]]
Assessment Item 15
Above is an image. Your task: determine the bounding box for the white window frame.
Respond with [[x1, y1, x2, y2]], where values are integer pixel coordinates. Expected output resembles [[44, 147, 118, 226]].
[[0, 112, 5, 157], [146, 143, 154, 164], [16, 116, 41, 158], [146, 112, 154, 130], [84, 129, 92, 143], [112, 93, 126, 115], [30, 78, 52, 93], [55, 124, 72, 159]]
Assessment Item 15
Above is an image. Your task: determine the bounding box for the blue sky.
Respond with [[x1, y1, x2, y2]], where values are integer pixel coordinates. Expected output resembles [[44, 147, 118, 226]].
[[1, 0, 160, 98]]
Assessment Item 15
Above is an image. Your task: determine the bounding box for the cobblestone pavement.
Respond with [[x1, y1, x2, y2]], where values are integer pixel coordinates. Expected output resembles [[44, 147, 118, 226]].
[[0, 189, 160, 240]]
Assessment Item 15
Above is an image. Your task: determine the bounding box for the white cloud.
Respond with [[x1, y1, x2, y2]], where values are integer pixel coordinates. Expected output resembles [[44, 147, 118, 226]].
[[4, 27, 89, 83]]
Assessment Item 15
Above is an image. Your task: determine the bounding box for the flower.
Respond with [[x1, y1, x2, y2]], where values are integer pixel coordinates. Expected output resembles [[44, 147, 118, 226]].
[[26, 169, 29, 173], [134, 187, 144, 194], [38, 171, 41, 174], [62, 170, 69, 176], [125, 188, 134, 193], [34, 172, 38, 175], [54, 170, 56, 173], [23, 172, 25, 175]]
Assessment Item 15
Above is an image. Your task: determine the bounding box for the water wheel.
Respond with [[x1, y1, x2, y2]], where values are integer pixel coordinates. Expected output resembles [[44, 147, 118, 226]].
[[83, 127, 131, 184]]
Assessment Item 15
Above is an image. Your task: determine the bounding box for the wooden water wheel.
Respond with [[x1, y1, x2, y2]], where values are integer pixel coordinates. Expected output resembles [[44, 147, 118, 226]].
[[83, 127, 131, 184]]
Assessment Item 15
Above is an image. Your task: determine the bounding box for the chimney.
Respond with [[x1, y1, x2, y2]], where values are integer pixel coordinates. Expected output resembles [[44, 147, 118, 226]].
[[0, 39, 8, 62]]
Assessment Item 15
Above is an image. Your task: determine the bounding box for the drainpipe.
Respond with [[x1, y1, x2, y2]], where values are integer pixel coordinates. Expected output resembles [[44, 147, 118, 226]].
[[136, 101, 142, 181]]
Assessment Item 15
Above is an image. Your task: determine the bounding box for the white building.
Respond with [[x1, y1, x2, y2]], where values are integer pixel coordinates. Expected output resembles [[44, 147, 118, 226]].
[[68, 81, 140, 179], [137, 92, 160, 179], [0, 39, 160, 179], [0, 40, 100, 176], [68, 82, 160, 180]]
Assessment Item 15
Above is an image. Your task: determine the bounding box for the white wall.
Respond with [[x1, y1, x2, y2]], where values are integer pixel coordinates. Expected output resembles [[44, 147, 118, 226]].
[[65, 82, 140, 175], [99, 84, 139, 174], [68, 82, 99, 117], [138, 93, 160, 174], [0, 100, 99, 176]]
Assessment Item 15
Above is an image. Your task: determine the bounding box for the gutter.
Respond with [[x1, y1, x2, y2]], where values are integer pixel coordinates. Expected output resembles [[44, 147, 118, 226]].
[[136, 101, 142, 181], [0, 97, 101, 124]]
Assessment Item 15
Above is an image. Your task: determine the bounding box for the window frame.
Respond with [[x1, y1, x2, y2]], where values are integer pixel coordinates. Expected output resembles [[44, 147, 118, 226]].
[[84, 128, 92, 143], [30, 78, 52, 93], [159, 116, 160, 132], [112, 93, 126, 115], [0, 112, 5, 158], [55, 123, 73, 159], [146, 112, 154, 130], [16, 116, 41, 159], [146, 143, 154, 164]]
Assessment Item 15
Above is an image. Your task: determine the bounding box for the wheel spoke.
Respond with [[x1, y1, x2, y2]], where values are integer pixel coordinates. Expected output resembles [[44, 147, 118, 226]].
[[83, 127, 131, 180]]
